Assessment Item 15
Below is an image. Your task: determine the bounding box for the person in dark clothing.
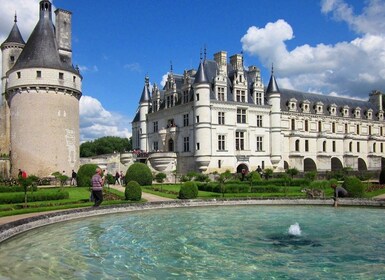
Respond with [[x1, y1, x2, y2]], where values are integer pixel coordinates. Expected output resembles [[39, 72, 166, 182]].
[[71, 170, 77, 186], [331, 184, 348, 207], [91, 168, 105, 207]]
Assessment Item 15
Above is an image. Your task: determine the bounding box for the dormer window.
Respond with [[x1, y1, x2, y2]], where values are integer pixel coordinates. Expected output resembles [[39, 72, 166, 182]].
[[354, 107, 361, 119], [378, 110, 384, 121], [329, 104, 337, 116], [315, 101, 324, 114], [341, 105, 350, 117], [288, 98, 297, 112], [366, 109, 373, 120], [301, 100, 310, 113]]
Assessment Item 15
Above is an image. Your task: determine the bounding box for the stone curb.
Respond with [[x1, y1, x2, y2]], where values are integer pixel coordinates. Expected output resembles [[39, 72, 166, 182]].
[[1, 198, 384, 243]]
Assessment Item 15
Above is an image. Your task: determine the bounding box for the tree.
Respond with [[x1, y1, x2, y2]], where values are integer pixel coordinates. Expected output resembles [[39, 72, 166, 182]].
[[80, 136, 132, 157], [286, 168, 299, 179], [216, 170, 232, 197], [264, 168, 273, 180]]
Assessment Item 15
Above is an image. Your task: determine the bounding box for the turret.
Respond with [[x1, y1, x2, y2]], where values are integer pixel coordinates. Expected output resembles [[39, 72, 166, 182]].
[[138, 76, 151, 152], [266, 66, 282, 166], [193, 60, 211, 172]]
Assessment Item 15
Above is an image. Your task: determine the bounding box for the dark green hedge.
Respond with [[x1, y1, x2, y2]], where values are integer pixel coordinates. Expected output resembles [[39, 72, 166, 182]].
[[125, 181, 142, 201], [179, 181, 198, 199], [0, 185, 37, 193], [0, 190, 69, 204], [77, 164, 99, 188], [125, 163, 153, 186], [197, 182, 281, 193]]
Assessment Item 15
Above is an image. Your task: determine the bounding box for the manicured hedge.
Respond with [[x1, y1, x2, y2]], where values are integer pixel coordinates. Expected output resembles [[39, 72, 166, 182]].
[[179, 181, 198, 199], [0, 189, 69, 204], [196, 182, 281, 193], [125, 163, 153, 186], [0, 185, 37, 193], [77, 164, 99, 188], [125, 181, 142, 201]]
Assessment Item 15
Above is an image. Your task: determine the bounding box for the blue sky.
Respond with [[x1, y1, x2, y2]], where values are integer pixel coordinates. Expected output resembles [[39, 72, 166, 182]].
[[1, 0, 385, 142]]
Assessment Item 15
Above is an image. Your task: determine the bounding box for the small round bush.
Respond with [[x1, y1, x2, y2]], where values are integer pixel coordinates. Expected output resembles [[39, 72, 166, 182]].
[[379, 168, 385, 184], [77, 164, 99, 188], [125, 180, 142, 201], [155, 172, 167, 183], [179, 181, 198, 199], [342, 176, 365, 198], [125, 163, 152, 186]]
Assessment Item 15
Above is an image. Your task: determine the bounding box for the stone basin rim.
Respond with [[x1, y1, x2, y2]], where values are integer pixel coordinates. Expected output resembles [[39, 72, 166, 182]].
[[1, 198, 384, 243]]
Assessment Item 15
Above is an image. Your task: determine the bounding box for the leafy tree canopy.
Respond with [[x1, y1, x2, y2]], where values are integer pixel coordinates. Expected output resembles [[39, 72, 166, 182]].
[[80, 136, 132, 157]]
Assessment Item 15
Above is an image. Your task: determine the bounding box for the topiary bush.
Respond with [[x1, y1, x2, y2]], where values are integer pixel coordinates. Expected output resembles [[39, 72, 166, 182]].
[[179, 181, 198, 199], [155, 172, 167, 183], [125, 180, 142, 201], [77, 164, 99, 188], [125, 163, 153, 186], [379, 168, 385, 184], [342, 176, 365, 198]]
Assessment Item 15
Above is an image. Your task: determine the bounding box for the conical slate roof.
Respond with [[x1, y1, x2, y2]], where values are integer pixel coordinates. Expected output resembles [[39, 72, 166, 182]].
[[140, 76, 151, 103], [266, 72, 280, 94], [194, 60, 209, 84], [1, 16, 25, 46], [11, 0, 77, 74]]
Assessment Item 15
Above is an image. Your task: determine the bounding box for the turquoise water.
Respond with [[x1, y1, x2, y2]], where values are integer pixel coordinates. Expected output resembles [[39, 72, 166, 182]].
[[0, 206, 384, 279]]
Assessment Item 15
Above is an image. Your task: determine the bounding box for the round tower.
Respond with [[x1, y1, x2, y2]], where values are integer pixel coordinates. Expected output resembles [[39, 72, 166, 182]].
[[266, 67, 282, 167], [5, 0, 82, 177], [138, 76, 150, 152], [193, 60, 211, 172]]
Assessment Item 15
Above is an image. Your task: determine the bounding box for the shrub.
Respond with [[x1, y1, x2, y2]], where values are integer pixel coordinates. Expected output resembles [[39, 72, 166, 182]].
[[342, 176, 365, 198], [125, 163, 153, 186], [77, 164, 99, 188], [125, 181, 142, 201], [155, 172, 167, 183], [179, 181, 198, 199], [0, 185, 37, 193], [0, 189, 69, 204], [379, 168, 385, 184]]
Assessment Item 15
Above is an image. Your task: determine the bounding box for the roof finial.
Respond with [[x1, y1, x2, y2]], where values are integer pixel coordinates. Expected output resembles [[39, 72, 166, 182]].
[[204, 44, 207, 61], [170, 61, 173, 73], [14, 12, 17, 23], [271, 63, 274, 75], [200, 48, 203, 61]]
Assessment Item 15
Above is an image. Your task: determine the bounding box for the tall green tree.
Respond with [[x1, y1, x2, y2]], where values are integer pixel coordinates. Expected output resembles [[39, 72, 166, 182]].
[[80, 136, 132, 157]]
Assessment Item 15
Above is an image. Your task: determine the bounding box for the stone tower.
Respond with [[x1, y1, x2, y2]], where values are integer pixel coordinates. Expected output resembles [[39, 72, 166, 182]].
[[1, 0, 82, 177]]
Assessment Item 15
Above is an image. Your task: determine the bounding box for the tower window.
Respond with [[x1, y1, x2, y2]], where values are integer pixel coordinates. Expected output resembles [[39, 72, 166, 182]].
[[17, 72, 21, 79], [73, 76, 76, 83], [36, 71, 42, 78], [10, 56, 15, 62], [59, 72, 64, 80]]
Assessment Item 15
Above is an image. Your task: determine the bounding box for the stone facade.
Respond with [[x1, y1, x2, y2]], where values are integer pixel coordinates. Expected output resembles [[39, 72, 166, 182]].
[[0, 0, 82, 178], [132, 51, 385, 175]]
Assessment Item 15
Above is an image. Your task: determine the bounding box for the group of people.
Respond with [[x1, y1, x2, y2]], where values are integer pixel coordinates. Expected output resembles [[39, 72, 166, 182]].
[[114, 171, 125, 185]]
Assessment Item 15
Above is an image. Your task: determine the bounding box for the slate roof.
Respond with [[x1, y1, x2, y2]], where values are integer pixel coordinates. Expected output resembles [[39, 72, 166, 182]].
[[1, 16, 25, 46], [10, 1, 78, 74]]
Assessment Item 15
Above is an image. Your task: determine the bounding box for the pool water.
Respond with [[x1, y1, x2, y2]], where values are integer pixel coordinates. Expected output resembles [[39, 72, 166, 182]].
[[0, 206, 384, 279]]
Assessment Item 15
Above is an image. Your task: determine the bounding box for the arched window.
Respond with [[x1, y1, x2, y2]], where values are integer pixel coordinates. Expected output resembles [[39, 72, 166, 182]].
[[295, 139, 300, 152]]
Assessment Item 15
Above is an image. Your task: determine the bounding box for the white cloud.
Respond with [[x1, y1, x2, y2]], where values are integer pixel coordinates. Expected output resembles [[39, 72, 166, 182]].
[[80, 96, 132, 142], [124, 63, 141, 72], [160, 72, 169, 87], [241, 0, 385, 98]]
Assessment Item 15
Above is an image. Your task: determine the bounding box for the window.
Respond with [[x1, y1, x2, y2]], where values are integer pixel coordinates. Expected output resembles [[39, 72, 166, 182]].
[[218, 160, 222, 168], [166, 95, 172, 108], [218, 87, 225, 101], [295, 139, 300, 152], [237, 109, 246, 123], [235, 131, 245, 150], [256, 92, 262, 105], [183, 90, 189, 103], [332, 141, 336, 152], [356, 124, 360, 135], [218, 112, 225, 125], [345, 123, 348, 134], [236, 90, 246, 102], [153, 141, 158, 151], [10, 56, 15, 62], [381, 143, 383, 153], [59, 72, 64, 79], [381, 126, 384, 136], [304, 120, 309, 132], [218, 135, 226, 151], [196, 143, 200, 150], [332, 122, 336, 133], [323, 141, 326, 152], [369, 125, 372, 136], [196, 116, 200, 123], [318, 121, 322, 132], [183, 114, 189, 127], [196, 94, 199, 101], [183, 137, 190, 152], [256, 136, 263, 151], [36, 71, 41, 78], [349, 141, 353, 152], [305, 140, 309, 152], [73, 76, 76, 83], [17, 72, 21, 79], [256, 115, 263, 127], [291, 119, 295, 130], [373, 143, 376, 153], [153, 121, 158, 132], [357, 142, 360, 153]]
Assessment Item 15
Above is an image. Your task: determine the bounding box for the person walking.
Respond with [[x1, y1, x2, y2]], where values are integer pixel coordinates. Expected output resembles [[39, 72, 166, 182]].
[[91, 168, 105, 207], [115, 171, 120, 185], [71, 170, 77, 186]]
